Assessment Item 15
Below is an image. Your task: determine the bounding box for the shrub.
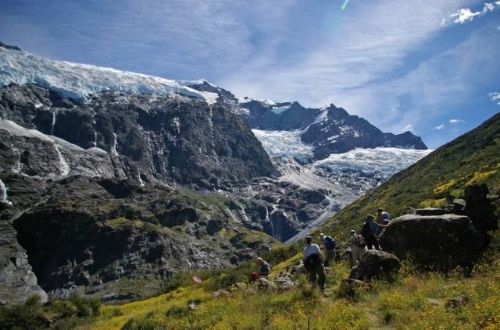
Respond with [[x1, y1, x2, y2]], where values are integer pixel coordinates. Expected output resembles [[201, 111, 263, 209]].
[[0, 295, 48, 329], [122, 314, 164, 330], [68, 294, 100, 317]]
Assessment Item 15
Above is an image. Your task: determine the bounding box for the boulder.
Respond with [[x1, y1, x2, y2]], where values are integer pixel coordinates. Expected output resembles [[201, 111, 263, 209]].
[[379, 214, 486, 269], [348, 250, 400, 281], [446, 295, 470, 309], [274, 272, 296, 290], [413, 208, 448, 216]]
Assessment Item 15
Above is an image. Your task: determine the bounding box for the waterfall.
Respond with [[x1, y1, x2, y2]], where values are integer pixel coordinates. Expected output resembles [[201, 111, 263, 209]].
[[137, 171, 145, 187], [0, 179, 12, 205], [12, 148, 21, 173], [51, 111, 57, 135], [264, 207, 275, 238], [54, 145, 70, 176], [111, 133, 118, 156]]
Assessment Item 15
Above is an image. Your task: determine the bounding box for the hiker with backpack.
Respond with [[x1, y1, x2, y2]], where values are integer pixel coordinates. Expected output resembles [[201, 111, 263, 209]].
[[303, 236, 326, 292], [361, 214, 386, 250], [376, 208, 391, 235], [348, 229, 366, 265], [319, 232, 336, 267], [250, 257, 271, 281]]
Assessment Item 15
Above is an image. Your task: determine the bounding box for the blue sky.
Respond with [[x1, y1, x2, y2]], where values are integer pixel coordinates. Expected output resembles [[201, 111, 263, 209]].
[[0, 0, 499, 148]]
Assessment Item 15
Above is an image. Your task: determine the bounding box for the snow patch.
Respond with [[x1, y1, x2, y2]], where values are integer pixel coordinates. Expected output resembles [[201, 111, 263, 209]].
[[270, 105, 291, 115]]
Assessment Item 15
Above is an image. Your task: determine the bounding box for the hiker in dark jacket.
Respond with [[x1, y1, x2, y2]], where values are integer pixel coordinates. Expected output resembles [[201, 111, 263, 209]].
[[303, 236, 326, 292], [319, 232, 336, 267], [361, 214, 386, 250]]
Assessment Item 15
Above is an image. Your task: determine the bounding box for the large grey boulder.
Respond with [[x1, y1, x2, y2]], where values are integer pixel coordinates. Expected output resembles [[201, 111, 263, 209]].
[[348, 250, 400, 281], [379, 214, 486, 269]]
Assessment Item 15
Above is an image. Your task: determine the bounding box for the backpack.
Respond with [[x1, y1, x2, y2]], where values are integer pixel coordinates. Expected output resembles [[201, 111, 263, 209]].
[[324, 236, 336, 250], [304, 253, 322, 270], [361, 221, 371, 238], [354, 234, 366, 247]]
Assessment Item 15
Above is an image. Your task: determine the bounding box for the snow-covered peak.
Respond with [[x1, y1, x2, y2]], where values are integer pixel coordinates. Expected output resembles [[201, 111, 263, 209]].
[[180, 79, 217, 88], [0, 46, 218, 105]]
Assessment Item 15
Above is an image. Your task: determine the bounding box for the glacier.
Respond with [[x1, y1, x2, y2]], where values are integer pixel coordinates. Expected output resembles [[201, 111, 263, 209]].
[[253, 127, 432, 197], [252, 129, 313, 161], [0, 46, 218, 105]]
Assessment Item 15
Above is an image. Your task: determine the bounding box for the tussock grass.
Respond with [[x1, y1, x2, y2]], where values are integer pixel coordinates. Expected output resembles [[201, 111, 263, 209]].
[[88, 236, 499, 330]]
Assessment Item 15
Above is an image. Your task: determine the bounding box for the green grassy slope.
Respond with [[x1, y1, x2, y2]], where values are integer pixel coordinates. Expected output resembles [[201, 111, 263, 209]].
[[318, 113, 500, 240]]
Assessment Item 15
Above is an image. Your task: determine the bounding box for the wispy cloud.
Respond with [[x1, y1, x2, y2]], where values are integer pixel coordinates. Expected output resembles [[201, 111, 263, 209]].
[[402, 124, 414, 132], [443, 1, 500, 25], [223, 1, 478, 105], [434, 124, 446, 130], [449, 118, 466, 124], [490, 92, 500, 104]]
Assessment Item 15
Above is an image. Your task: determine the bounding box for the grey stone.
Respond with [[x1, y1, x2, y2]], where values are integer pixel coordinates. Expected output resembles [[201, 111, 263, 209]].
[[348, 250, 400, 281], [379, 214, 486, 269]]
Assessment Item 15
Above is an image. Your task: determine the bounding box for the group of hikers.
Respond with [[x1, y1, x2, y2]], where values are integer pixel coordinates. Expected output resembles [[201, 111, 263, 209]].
[[251, 208, 391, 292]]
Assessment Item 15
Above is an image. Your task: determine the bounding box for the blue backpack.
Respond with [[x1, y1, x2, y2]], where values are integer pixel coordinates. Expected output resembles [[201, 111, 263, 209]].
[[324, 236, 336, 250]]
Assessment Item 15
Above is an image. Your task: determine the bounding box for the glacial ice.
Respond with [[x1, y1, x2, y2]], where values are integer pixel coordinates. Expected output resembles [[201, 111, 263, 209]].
[[0, 47, 218, 105]]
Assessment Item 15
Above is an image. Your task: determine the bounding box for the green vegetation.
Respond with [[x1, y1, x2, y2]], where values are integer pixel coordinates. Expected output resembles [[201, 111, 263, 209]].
[[319, 113, 500, 241], [0, 294, 101, 330], [88, 237, 499, 330]]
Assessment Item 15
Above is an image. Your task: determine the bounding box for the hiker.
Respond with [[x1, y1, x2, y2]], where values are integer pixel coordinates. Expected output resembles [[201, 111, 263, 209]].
[[348, 229, 366, 265], [319, 232, 336, 267], [303, 236, 326, 292], [250, 257, 271, 281], [376, 208, 391, 225], [361, 214, 386, 250], [375, 208, 391, 235]]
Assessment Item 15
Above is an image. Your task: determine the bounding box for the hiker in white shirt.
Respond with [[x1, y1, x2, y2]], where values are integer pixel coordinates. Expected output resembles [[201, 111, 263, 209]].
[[302, 236, 326, 292]]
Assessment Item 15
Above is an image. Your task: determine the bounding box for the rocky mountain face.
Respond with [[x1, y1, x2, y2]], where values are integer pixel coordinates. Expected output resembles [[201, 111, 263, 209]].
[[0, 83, 276, 188], [238, 100, 427, 160], [0, 172, 276, 302], [0, 43, 431, 303]]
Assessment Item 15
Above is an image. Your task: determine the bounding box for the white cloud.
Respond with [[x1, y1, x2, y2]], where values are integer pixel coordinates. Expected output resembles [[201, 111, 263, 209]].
[[223, 0, 478, 106], [445, 1, 500, 25], [434, 124, 446, 130], [402, 124, 414, 132], [449, 118, 466, 124], [451, 8, 481, 24], [490, 91, 500, 104]]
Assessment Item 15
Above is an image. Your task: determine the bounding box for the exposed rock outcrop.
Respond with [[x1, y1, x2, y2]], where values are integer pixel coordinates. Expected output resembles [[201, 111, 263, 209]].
[[0, 84, 277, 188], [0, 220, 48, 304], [1, 173, 274, 300], [379, 214, 486, 269], [348, 250, 400, 281]]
